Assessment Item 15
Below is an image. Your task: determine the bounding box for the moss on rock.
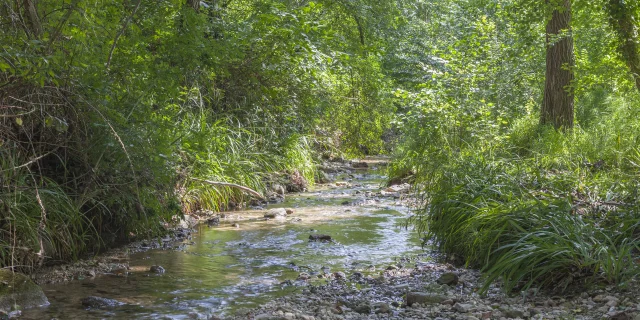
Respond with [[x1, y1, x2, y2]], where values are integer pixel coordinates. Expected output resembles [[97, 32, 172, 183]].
[[0, 270, 49, 311]]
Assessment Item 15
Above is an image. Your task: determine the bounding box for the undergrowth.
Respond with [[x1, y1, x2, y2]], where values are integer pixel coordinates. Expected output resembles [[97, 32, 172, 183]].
[[1, 0, 393, 271], [397, 95, 640, 292]]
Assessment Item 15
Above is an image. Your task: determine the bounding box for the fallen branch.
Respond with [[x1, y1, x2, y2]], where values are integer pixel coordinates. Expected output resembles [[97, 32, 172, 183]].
[[190, 178, 264, 200]]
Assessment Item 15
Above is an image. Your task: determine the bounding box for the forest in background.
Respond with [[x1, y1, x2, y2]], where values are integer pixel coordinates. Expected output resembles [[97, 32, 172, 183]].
[[2, 0, 640, 293]]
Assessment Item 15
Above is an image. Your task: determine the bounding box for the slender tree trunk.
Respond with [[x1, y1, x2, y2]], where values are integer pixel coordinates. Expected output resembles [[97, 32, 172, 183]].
[[187, 0, 200, 12], [541, 0, 574, 129], [353, 15, 365, 46], [22, 0, 42, 38], [606, 0, 640, 91]]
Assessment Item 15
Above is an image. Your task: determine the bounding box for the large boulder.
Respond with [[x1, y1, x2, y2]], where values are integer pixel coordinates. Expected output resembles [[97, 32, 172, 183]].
[[0, 270, 49, 311]]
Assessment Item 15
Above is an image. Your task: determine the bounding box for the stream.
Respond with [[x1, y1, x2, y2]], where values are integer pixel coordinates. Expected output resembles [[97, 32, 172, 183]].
[[22, 161, 423, 319]]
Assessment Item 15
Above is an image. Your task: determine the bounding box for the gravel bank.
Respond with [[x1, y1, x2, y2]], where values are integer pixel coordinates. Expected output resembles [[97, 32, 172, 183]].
[[220, 262, 640, 320]]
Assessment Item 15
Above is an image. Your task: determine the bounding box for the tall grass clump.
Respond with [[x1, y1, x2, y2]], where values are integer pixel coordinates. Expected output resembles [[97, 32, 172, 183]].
[[178, 112, 318, 213], [389, 1, 640, 288], [399, 96, 640, 291]]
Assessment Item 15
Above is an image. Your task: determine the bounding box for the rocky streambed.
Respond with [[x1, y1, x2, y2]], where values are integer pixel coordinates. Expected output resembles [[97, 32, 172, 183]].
[[8, 158, 640, 320], [221, 262, 640, 320]]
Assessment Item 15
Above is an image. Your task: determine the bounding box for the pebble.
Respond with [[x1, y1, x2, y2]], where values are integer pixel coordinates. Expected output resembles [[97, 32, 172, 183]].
[[454, 303, 473, 313]]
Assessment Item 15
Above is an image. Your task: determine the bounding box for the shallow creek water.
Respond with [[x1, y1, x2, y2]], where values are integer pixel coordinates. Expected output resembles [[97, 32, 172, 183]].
[[23, 166, 423, 319]]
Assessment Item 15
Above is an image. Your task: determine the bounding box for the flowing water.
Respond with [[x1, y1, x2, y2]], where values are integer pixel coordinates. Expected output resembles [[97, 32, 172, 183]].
[[22, 163, 423, 319]]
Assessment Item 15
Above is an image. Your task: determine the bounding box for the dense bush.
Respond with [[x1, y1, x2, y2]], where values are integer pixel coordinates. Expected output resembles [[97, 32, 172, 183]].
[[391, 0, 640, 291], [0, 0, 397, 270]]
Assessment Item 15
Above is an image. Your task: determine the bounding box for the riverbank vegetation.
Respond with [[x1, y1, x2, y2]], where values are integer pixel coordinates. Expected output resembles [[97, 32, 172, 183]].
[[0, 0, 396, 270], [390, 0, 640, 292], [2, 0, 640, 295]]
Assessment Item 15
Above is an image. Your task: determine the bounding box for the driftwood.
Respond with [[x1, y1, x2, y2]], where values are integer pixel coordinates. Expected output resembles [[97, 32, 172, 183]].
[[190, 178, 264, 200]]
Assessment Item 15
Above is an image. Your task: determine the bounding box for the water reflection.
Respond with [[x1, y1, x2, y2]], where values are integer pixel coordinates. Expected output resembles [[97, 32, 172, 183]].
[[23, 170, 422, 319]]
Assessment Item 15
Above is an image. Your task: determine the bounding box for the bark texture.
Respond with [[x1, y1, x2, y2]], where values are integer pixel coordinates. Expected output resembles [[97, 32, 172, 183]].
[[541, 0, 574, 129], [22, 0, 42, 38], [187, 0, 200, 12]]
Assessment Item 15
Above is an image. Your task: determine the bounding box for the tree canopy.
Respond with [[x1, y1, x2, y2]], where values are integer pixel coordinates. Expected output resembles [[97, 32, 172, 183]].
[[2, 0, 640, 289]]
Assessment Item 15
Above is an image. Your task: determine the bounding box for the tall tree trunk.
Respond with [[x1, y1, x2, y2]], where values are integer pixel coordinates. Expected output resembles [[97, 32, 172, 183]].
[[541, 0, 574, 129], [606, 0, 640, 91], [22, 0, 42, 38], [187, 0, 200, 12]]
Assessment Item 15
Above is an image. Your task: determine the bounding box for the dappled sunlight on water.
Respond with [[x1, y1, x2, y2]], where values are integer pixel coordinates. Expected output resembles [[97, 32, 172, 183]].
[[22, 168, 423, 319]]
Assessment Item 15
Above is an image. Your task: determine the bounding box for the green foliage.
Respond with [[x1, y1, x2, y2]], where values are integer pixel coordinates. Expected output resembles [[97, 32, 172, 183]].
[[391, 0, 640, 292], [1, 0, 398, 269]]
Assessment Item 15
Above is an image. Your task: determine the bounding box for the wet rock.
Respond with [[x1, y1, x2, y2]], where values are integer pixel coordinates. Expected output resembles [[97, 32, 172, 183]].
[[351, 161, 368, 168], [81, 296, 124, 309], [441, 299, 455, 305], [501, 308, 525, 319], [349, 272, 363, 280], [386, 265, 399, 270], [374, 302, 391, 314], [149, 265, 165, 274], [340, 200, 350, 205], [333, 272, 346, 280], [206, 216, 220, 226], [0, 310, 20, 319], [353, 304, 371, 314], [253, 313, 273, 320], [287, 170, 308, 192], [111, 268, 128, 276], [454, 303, 473, 313], [384, 183, 410, 193], [264, 208, 288, 219], [309, 234, 332, 242], [178, 214, 199, 229], [437, 272, 459, 286], [272, 184, 286, 195], [297, 273, 311, 281], [609, 311, 631, 320], [267, 193, 285, 204], [406, 292, 448, 306], [319, 165, 338, 174], [232, 223, 240, 228], [0, 270, 49, 311], [285, 208, 294, 215]]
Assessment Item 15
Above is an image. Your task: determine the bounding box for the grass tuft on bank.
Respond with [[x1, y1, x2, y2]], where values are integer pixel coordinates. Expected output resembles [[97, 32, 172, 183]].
[[396, 97, 640, 292]]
